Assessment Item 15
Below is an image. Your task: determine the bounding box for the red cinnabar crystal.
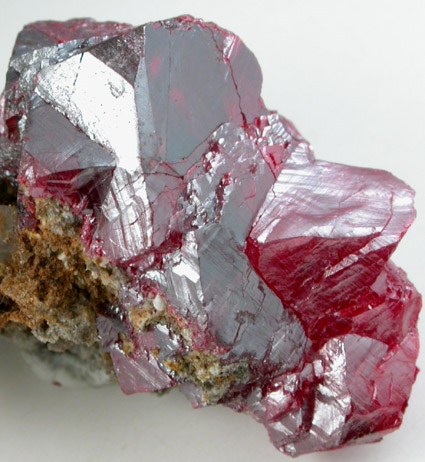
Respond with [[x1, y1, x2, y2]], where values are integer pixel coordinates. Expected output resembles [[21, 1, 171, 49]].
[[0, 16, 421, 457]]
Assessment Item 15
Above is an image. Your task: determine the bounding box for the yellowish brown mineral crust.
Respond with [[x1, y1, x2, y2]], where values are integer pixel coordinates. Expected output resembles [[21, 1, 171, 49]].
[[0, 204, 17, 264], [128, 296, 250, 404], [0, 195, 248, 398], [163, 351, 250, 404], [0, 196, 126, 359]]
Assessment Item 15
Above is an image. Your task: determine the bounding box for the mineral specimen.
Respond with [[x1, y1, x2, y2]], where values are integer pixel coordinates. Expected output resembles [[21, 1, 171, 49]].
[[0, 16, 421, 456]]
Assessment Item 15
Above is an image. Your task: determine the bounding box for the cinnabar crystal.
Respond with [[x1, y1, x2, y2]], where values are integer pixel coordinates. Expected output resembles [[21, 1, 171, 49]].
[[0, 16, 420, 457]]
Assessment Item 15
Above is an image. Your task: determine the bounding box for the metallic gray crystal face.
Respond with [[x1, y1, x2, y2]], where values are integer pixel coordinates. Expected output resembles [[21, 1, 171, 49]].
[[233, 329, 419, 457], [26, 96, 116, 172], [93, 111, 311, 401], [0, 16, 420, 457]]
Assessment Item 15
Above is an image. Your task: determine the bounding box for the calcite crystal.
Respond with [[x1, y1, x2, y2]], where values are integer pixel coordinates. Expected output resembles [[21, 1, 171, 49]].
[[0, 16, 421, 456]]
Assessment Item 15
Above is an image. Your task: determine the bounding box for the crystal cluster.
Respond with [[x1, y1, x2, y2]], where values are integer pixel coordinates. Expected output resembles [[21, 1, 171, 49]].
[[0, 16, 421, 456]]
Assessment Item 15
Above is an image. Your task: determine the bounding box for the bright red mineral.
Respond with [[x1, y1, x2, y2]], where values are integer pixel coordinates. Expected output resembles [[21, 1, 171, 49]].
[[0, 16, 421, 457]]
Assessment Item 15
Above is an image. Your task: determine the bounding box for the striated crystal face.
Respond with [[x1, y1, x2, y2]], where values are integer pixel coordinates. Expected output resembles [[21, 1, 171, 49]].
[[0, 16, 421, 457]]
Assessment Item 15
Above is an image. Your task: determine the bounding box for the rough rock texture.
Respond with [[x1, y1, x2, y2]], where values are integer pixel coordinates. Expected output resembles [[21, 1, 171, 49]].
[[0, 16, 421, 457]]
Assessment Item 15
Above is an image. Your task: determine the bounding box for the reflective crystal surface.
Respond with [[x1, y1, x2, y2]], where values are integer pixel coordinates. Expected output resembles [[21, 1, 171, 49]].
[[0, 16, 421, 457]]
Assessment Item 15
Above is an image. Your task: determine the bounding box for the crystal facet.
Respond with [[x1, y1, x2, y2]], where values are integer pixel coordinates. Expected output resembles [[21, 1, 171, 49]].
[[0, 16, 420, 457]]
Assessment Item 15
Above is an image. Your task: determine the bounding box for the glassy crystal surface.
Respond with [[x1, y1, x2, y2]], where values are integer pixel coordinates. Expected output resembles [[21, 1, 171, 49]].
[[0, 16, 420, 457]]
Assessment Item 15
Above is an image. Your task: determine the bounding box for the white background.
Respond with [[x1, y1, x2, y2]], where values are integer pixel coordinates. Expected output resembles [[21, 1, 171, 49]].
[[0, 1, 424, 461]]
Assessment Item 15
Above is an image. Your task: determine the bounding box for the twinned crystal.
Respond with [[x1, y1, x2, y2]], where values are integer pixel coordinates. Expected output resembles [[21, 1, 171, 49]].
[[0, 16, 421, 456]]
